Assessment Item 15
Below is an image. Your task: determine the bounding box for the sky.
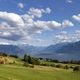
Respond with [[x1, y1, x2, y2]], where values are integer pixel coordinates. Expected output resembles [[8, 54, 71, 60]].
[[0, 0, 80, 46]]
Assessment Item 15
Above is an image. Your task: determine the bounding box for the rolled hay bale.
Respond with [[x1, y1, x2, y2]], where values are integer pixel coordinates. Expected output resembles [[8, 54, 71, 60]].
[[0, 56, 10, 64]]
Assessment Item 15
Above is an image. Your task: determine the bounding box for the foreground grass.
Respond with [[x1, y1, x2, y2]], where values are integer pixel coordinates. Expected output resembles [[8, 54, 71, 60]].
[[0, 64, 79, 80]]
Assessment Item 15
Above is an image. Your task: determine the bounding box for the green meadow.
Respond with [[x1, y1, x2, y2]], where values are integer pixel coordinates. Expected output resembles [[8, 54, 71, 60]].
[[0, 64, 79, 80]]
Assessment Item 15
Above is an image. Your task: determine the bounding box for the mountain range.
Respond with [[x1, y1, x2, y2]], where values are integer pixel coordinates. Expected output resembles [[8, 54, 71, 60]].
[[0, 45, 25, 56], [55, 41, 80, 54], [0, 41, 80, 61], [37, 41, 80, 61]]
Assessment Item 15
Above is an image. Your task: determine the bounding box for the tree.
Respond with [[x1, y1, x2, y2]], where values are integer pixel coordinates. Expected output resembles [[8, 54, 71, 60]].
[[9, 54, 18, 58], [23, 54, 28, 62], [0, 52, 8, 57], [23, 54, 40, 65], [27, 55, 32, 64]]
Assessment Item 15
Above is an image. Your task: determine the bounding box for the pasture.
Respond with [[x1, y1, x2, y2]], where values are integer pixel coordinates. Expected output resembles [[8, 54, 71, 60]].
[[0, 64, 79, 80]]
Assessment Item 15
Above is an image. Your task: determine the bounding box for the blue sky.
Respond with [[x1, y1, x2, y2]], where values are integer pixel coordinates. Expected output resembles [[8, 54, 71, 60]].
[[0, 0, 80, 46]]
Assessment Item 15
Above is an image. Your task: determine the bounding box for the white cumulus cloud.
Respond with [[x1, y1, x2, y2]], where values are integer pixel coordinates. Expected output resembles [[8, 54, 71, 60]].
[[0, 7, 75, 45], [62, 20, 74, 27], [28, 7, 51, 18], [72, 14, 80, 22], [18, 2, 24, 9], [0, 12, 24, 27]]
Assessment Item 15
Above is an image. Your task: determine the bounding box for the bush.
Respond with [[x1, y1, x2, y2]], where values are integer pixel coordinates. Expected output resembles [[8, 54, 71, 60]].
[[23, 62, 34, 68], [9, 61, 16, 65], [29, 64, 34, 68], [46, 58, 59, 63], [50, 64, 56, 67], [69, 66, 74, 69], [51, 59, 59, 63], [64, 65, 69, 69], [31, 58, 40, 65], [9, 62, 13, 64], [23, 62, 29, 67], [40, 63, 49, 66], [73, 66, 80, 71], [56, 64, 63, 68]]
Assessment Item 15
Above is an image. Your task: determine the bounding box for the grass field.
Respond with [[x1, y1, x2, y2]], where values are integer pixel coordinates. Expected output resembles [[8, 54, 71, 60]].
[[0, 64, 79, 80]]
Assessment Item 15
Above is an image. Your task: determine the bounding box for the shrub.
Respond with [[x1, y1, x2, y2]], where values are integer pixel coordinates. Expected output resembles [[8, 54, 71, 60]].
[[51, 59, 59, 63], [69, 66, 74, 69], [13, 61, 16, 64], [39, 57, 43, 60], [31, 58, 40, 65], [8, 61, 16, 65], [29, 64, 34, 68], [73, 66, 80, 71], [56, 64, 63, 68], [9, 62, 13, 64], [64, 65, 69, 69], [46, 58, 59, 63], [50, 64, 56, 67], [40, 63, 49, 66], [23, 62, 29, 67]]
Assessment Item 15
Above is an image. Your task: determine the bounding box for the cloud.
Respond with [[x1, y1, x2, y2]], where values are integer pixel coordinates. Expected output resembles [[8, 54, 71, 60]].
[[0, 42, 11, 45], [45, 8, 51, 14], [55, 29, 80, 44], [47, 21, 61, 29], [0, 32, 11, 36], [0, 12, 24, 27], [75, 30, 80, 33], [62, 20, 74, 27], [24, 20, 62, 36], [66, 0, 73, 3], [0, 23, 22, 41], [28, 7, 51, 18], [72, 14, 80, 22], [21, 14, 34, 23], [74, 30, 80, 41], [55, 31, 71, 43], [0, 39, 13, 45], [18, 2, 24, 9], [0, 8, 75, 45], [34, 20, 61, 30]]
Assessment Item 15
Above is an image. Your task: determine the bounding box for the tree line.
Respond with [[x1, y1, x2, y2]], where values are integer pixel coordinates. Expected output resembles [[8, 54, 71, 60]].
[[0, 52, 80, 71]]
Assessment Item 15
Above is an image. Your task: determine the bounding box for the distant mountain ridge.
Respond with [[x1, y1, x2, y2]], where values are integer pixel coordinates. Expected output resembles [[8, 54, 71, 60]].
[[0, 41, 80, 55], [0, 45, 25, 56], [0, 41, 80, 61], [18, 44, 45, 55], [40, 42, 69, 54], [37, 41, 80, 61], [39, 41, 80, 54], [55, 41, 80, 53]]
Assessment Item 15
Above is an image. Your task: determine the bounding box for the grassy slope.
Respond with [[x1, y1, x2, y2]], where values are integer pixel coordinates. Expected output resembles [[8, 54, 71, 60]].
[[40, 60, 80, 66], [0, 57, 79, 80], [0, 64, 79, 80]]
